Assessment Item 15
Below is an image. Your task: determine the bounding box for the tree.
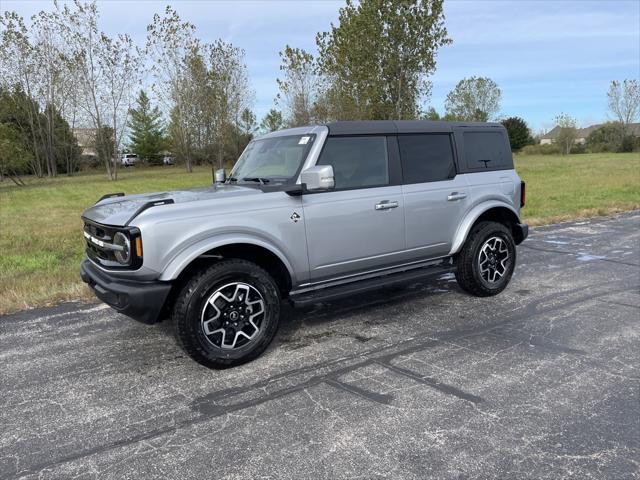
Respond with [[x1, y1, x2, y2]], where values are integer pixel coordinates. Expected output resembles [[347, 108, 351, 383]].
[[423, 107, 441, 120], [92, 125, 114, 167], [260, 109, 284, 132], [147, 9, 252, 172], [607, 79, 639, 126], [554, 113, 577, 155], [44, 103, 82, 173], [444, 76, 501, 121], [239, 108, 257, 137], [234, 108, 257, 155], [60, 1, 141, 180], [0, 11, 47, 177], [276, 46, 319, 127], [0, 122, 30, 184], [207, 39, 253, 166], [146, 6, 198, 172], [0, 87, 80, 176], [501, 117, 532, 151], [316, 0, 450, 120], [127, 90, 164, 164]]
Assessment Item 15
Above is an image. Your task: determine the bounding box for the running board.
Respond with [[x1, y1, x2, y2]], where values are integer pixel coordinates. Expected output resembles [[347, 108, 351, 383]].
[[289, 262, 455, 307]]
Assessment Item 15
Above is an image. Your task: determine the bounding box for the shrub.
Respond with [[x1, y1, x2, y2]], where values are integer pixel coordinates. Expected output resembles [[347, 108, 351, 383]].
[[571, 142, 588, 154], [520, 143, 561, 155], [620, 135, 637, 152], [584, 122, 638, 153]]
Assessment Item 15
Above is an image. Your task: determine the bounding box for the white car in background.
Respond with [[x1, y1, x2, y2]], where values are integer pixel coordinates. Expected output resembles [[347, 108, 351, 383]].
[[121, 153, 138, 167]]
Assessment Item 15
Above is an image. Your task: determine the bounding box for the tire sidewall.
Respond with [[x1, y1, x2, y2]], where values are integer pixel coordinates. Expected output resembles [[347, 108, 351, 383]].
[[470, 224, 516, 293], [181, 262, 280, 363]]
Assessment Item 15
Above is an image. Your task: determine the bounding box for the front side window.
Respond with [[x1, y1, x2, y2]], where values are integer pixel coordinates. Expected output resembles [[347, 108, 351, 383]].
[[317, 136, 389, 189], [229, 134, 315, 184], [398, 134, 456, 184]]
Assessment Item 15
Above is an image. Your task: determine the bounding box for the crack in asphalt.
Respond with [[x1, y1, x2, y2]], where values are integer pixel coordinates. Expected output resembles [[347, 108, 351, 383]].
[[6, 279, 636, 479]]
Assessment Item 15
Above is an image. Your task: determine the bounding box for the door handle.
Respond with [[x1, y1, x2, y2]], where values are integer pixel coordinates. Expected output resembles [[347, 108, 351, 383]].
[[447, 192, 467, 201], [375, 200, 399, 210]]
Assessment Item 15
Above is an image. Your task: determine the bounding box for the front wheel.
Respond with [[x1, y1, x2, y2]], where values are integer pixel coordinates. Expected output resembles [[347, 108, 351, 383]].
[[455, 221, 516, 297], [173, 259, 281, 368]]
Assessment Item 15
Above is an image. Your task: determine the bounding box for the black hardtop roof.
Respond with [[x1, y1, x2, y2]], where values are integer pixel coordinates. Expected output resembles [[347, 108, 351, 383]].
[[323, 120, 504, 136]]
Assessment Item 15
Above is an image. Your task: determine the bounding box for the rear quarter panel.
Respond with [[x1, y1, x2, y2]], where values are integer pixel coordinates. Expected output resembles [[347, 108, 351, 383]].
[[449, 169, 523, 254]]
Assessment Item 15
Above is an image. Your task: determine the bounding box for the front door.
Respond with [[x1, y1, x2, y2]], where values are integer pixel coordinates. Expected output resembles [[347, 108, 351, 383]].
[[302, 135, 405, 282]]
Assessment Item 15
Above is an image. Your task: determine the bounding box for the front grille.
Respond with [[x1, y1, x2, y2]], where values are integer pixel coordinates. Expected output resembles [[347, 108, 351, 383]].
[[82, 220, 141, 270], [83, 221, 118, 266]]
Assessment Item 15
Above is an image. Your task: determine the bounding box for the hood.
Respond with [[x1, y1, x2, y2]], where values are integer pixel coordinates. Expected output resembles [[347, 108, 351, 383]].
[[82, 184, 261, 226]]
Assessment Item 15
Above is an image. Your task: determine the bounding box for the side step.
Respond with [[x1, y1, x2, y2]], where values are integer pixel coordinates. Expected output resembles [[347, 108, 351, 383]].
[[289, 262, 455, 307]]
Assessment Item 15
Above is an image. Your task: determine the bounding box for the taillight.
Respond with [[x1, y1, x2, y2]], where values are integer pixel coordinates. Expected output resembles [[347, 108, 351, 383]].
[[520, 181, 526, 208]]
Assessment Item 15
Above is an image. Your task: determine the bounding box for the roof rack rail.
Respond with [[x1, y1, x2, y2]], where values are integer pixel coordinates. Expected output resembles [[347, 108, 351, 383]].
[[124, 199, 175, 226]]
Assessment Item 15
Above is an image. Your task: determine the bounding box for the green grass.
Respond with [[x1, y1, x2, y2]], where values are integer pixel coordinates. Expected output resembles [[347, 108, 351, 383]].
[[514, 152, 640, 225], [1, 152, 639, 314], [0, 166, 215, 314]]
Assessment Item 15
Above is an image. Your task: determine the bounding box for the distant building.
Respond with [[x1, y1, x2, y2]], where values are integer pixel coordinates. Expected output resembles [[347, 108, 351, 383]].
[[540, 123, 640, 145], [72, 128, 98, 157]]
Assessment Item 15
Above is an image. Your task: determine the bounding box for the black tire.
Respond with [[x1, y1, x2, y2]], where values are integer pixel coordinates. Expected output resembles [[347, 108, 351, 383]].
[[173, 259, 281, 368], [455, 221, 516, 297]]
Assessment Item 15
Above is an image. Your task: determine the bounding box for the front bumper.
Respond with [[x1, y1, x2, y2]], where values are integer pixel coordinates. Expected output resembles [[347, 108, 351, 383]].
[[514, 223, 529, 244], [80, 259, 172, 324]]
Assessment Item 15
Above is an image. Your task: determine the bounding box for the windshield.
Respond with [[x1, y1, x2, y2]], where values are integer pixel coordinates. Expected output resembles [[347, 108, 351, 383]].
[[228, 134, 316, 184]]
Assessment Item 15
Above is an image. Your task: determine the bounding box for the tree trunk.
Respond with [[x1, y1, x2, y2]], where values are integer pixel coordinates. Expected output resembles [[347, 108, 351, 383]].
[[112, 119, 118, 181]]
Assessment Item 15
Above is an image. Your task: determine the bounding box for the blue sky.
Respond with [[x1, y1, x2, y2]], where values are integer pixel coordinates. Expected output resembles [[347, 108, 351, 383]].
[[3, 0, 639, 133]]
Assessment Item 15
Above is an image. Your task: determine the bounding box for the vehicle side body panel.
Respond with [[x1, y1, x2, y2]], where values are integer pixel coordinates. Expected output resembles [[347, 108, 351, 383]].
[[401, 174, 471, 259], [136, 191, 308, 285], [80, 120, 528, 326], [302, 185, 405, 282]]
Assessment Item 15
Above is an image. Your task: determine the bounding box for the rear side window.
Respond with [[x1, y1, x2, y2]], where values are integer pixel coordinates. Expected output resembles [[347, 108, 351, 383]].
[[463, 131, 510, 170], [398, 134, 455, 184], [317, 136, 389, 189]]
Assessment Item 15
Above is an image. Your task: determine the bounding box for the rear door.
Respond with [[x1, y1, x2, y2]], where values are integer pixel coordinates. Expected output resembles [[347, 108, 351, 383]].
[[302, 135, 405, 282], [399, 133, 471, 259]]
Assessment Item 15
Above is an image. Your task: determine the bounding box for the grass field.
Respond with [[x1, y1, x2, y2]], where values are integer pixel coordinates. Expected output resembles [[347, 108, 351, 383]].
[[1, 152, 639, 314]]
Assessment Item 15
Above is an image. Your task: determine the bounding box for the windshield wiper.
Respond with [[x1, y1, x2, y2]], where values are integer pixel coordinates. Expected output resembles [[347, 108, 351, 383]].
[[242, 177, 270, 184], [227, 177, 238, 183]]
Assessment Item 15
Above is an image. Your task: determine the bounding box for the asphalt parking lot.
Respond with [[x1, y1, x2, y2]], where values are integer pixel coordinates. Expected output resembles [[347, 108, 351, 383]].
[[1, 212, 639, 479]]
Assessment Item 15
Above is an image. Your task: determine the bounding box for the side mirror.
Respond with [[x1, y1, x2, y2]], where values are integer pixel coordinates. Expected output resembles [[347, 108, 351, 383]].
[[214, 168, 226, 183], [300, 165, 335, 191]]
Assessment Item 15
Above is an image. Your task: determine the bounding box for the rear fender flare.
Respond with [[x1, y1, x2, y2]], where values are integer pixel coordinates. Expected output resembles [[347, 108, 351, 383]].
[[450, 202, 521, 255]]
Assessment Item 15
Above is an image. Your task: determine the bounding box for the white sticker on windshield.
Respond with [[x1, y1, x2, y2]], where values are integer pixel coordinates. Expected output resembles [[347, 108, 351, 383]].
[[298, 136, 310, 145]]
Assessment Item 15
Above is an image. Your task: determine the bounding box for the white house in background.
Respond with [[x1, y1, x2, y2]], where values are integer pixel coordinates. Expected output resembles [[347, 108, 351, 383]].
[[71, 128, 98, 157], [540, 123, 640, 145]]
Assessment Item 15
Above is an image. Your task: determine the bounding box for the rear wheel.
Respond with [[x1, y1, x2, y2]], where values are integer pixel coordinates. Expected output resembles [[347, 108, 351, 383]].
[[455, 221, 516, 297], [173, 259, 281, 368]]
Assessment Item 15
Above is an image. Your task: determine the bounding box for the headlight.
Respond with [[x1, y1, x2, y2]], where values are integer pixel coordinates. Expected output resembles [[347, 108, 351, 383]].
[[113, 232, 131, 264]]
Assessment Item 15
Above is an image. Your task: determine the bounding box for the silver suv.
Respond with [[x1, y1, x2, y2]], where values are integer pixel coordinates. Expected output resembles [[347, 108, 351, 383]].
[[81, 121, 528, 367]]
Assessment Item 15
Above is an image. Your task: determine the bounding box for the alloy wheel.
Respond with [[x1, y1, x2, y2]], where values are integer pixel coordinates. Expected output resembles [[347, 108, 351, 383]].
[[478, 236, 510, 284], [201, 282, 266, 349]]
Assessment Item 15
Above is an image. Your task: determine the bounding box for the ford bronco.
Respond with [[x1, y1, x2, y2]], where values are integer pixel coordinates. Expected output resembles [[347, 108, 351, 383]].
[[80, 120, 528, 368]]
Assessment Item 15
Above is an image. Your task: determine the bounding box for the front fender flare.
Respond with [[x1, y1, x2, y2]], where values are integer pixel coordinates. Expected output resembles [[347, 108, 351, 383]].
[[158, 234, 297, 284], [449, 202, 521, 255]]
